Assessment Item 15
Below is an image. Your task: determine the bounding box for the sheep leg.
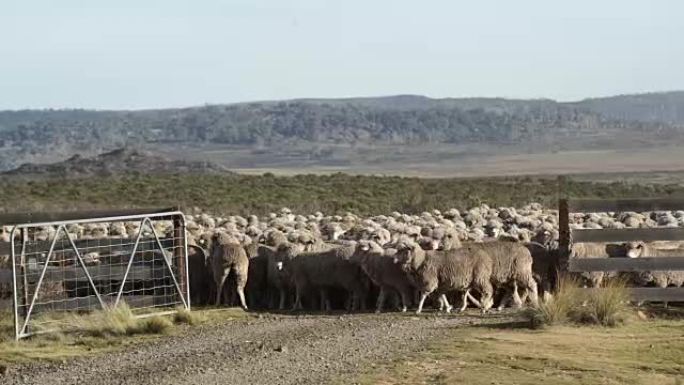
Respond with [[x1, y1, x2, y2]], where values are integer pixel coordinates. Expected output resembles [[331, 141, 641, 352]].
[[214, 271, 229, 307], [375, 286, 385, 313], [357, 290, 366, 312], [511, 282, 523, 309], [236, 285, 248, 310], [278, 288, 287, 310], [398, 289, 411, 313], [459, 291, 469, 312], [416, 291, 430, 314], [465, 291, 482, 309], [520, 275, 539, 307], [292, 285, 304, 311], [440, 294, 453, 313]]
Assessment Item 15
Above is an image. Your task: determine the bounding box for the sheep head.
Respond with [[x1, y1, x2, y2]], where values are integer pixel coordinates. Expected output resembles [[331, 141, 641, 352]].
[[394, 241, 425, 271], [438, 229, 461, 251], [624, 241, 646, 258]]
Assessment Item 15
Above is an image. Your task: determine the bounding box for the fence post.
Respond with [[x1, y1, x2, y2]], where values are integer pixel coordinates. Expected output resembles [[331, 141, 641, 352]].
[[558, 197, 571, 276], [173, 213, 189, 309]]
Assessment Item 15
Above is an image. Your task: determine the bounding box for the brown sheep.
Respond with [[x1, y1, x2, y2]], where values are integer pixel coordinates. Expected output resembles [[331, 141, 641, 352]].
[[209, 234, 249, 310], [286, 243, 369, 312], [353, 240, 414, 312]]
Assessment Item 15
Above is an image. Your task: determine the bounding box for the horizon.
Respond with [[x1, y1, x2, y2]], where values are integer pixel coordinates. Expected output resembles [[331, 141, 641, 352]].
[[1, 89, 682, 112], [2, 1, 683, 110]]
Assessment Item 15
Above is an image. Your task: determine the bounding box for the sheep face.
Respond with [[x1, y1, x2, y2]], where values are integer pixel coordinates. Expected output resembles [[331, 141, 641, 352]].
[[438, 231, 461, 251], [624, 241, 646, 258], [394, 242, 425, 272]]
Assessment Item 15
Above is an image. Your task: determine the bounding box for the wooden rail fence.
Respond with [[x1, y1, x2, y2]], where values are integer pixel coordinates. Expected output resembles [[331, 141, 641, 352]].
[[559, 197, 684, 302]]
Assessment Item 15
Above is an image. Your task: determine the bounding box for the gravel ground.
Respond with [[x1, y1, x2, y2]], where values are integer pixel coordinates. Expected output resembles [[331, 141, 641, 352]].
[[4, 311, 518, 385]]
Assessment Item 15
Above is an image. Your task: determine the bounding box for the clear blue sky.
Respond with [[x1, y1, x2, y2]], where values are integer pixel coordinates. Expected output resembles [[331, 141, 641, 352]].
[[1, 0, 682, 110]]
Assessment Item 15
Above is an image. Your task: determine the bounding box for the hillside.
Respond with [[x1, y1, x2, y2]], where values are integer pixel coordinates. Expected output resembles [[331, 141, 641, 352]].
[[574, 91, 684, 124], [1, 91, 683, 172], [1, 148, 232, 179]]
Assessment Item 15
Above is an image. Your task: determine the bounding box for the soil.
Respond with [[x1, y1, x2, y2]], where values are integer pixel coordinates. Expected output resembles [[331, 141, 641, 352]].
[[5, 310, 519, 385]]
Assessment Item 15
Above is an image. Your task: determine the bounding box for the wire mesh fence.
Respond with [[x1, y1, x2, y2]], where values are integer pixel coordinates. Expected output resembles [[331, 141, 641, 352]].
[[1, 210, 188, 339]]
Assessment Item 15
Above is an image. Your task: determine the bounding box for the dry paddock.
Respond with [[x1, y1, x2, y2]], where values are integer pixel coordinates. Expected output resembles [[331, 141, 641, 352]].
[[1, 309, 520, 385], [2, 307, 683, 385]]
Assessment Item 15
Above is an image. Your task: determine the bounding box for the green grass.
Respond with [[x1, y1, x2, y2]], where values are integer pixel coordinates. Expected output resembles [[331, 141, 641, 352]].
[[355, 318, 684, 385], [2, 173, 684, 215]]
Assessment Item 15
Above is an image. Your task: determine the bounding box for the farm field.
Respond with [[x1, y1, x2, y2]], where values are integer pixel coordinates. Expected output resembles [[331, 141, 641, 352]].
[[1, 308, 682, 385], [159, 143, 684, 179]]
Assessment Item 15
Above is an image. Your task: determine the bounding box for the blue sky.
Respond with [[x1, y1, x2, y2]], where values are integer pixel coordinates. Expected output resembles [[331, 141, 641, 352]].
[[1, 0, 682, 109]]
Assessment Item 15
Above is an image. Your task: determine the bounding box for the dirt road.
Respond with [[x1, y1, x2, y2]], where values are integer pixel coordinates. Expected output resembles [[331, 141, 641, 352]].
[[5, 311, 516, 385]]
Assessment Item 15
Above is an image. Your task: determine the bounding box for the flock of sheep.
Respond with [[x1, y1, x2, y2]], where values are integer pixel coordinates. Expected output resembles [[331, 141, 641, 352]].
[[183, 204, 684, 313], [1, 203, 684, 313]]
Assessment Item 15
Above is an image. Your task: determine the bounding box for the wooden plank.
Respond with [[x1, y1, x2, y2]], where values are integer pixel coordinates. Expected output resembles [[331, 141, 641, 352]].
[[568, 198, 684, 213], [572, 228, 684, 243], [569, 257, 684, 272], [0, 207, 179, 226], [578, 287, 684, 302]]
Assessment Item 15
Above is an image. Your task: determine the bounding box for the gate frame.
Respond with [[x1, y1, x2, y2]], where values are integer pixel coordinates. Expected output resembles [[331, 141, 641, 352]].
[[1, 208, 189, 340]]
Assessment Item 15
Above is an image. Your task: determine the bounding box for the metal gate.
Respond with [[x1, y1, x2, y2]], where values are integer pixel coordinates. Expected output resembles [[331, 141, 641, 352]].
[[1, 208, 189, 340]]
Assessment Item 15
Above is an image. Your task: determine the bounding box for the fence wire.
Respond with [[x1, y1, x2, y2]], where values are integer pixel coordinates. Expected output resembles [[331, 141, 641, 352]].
[[7, 212, 188, 339]]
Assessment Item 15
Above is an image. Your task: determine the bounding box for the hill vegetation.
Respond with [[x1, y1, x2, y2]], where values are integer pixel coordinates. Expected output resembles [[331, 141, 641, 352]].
[[2, 173, 683, 215], [1, 91, 683, 171]]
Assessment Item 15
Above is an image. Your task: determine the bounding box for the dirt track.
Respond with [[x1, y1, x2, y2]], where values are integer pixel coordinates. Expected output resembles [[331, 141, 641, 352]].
[[6, 311, 518, 385]]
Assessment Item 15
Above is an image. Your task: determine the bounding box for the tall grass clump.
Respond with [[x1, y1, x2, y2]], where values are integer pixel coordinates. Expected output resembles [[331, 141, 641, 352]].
[[138, 316, 173, 334], [526, 276, 632, 328], [575, 279, 630, 327], [74, 303, 173, 337], [173, 307, 205, 326], [526, 276, 583, 328]]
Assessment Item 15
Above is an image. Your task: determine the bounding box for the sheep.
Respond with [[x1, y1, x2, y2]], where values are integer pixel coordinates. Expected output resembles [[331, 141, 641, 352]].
[[394, 241, 494, 314], [187, 244, 212, 306], [624, 242, 684, 303], [209, 234, 249, 310], [353, 240, 414, 312], [461, 241, 539, 309], [267, 243, 297, 310], [285, 243, 368, 312], [525, 241, 560, 302], [569, 243, 621, 288], [244, 244, 272, 309]]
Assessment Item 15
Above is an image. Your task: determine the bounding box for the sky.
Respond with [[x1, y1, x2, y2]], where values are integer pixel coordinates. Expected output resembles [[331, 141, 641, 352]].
[[1, 0, 683, 110]]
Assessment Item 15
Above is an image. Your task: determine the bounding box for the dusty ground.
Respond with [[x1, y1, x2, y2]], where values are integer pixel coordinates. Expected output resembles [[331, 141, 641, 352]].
[[3, 311, 517, 385]]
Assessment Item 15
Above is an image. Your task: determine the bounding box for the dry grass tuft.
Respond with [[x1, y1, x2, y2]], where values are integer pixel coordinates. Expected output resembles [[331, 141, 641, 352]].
[[138, 316, 173, 335], [575, 278, 630, 327], [526, 277, 631, 328], [173, 307, 206, 326], [73, 303, 174, 337], [525, 277, 583, 328]]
